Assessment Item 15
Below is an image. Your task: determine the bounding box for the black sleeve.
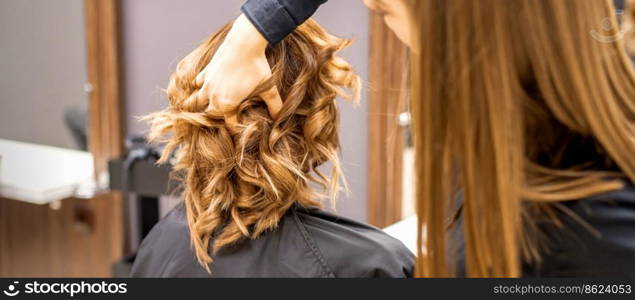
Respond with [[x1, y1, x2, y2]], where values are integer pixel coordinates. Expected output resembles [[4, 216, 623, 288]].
[[241, 0, 327, 44]]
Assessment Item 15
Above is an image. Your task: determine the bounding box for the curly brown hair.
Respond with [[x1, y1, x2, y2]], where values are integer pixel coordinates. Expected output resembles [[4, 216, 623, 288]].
[[143, 19, 360, 271]]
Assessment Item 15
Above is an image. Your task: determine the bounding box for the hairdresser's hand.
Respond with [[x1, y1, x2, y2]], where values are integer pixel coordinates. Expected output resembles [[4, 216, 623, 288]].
[[196, 14, 283, 122]]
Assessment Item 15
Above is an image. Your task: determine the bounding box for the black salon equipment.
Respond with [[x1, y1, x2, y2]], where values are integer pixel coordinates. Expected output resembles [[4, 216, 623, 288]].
[[108, 136, 174, 277]]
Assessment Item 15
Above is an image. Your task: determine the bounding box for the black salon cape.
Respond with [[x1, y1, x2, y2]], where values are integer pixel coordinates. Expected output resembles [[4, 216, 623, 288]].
[[131, 203, 414, 278]]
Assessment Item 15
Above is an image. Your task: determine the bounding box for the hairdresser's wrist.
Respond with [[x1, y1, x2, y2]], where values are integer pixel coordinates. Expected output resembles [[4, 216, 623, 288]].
[[225, 14, 268, 55]]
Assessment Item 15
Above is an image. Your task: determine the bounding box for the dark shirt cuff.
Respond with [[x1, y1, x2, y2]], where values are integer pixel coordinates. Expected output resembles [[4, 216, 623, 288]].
[[241, 0, 298, 45]]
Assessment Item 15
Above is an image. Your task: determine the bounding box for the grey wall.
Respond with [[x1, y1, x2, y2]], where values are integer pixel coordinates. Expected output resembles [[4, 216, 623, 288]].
[[0, 0, 88, 150], [313, 1, 369, 221], [121, 0, 369, 221]]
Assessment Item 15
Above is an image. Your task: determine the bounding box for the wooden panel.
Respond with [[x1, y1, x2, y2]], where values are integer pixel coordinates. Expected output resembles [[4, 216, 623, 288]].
[[85, 0, 124, 266], [86, 0, 124, 175], [0, 195, 120, 277], [0, 0, 123, 277], [367, 12, 409, 228]]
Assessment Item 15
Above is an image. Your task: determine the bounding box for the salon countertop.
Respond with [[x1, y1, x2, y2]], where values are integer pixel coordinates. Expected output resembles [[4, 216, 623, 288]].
[[0, 138, 94, 205]]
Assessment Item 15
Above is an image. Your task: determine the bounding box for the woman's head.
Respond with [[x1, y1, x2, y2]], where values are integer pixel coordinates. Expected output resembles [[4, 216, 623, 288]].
[[144, 19, 359, 270], [401, 0, 635, 277]]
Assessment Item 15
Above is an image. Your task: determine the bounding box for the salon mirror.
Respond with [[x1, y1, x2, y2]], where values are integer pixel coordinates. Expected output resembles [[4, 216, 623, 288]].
[[0, 0, 95, 205], [0, 0, 90, 151]]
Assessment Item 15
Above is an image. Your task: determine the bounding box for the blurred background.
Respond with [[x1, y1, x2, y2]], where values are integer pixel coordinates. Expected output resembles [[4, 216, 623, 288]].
[[0, 0, 632, 277]]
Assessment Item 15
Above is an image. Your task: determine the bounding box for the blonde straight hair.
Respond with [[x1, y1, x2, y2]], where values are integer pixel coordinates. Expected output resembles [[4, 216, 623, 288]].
[[411, 0, 635, 277], [627, 0, 635, 54]]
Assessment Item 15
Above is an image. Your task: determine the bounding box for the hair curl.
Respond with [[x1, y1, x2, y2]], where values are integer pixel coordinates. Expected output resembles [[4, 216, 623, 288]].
[[143, 19, 360, 271]]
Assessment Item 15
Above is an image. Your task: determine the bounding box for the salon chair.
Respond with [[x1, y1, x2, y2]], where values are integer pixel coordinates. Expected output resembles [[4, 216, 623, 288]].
[[108, 136, 173, 277]]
